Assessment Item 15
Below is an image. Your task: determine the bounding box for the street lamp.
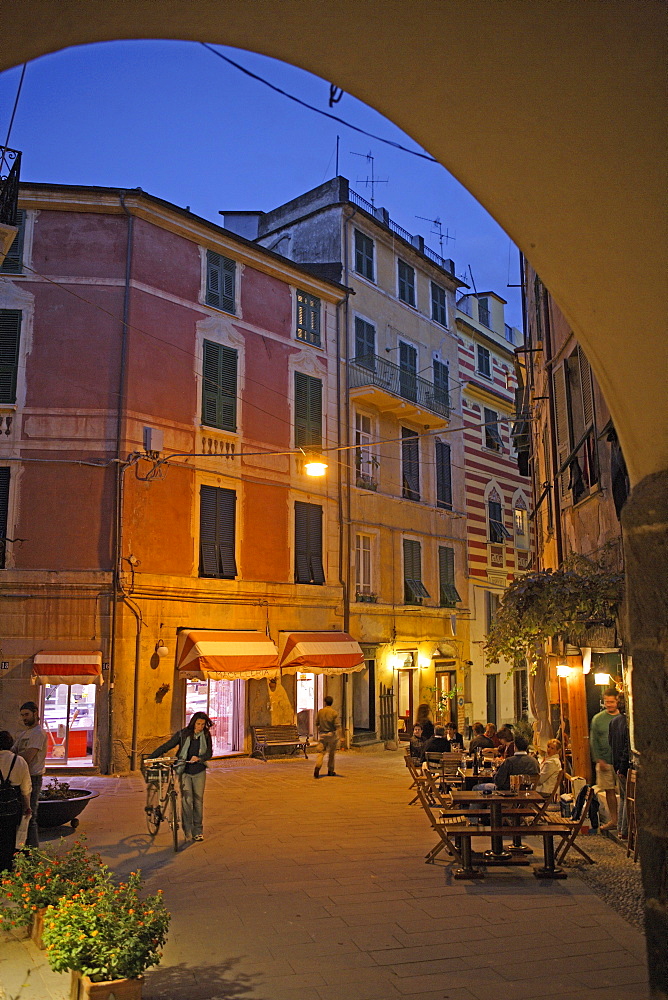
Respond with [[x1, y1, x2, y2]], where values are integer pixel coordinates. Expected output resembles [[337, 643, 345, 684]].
[[303, 453, 328, 476]]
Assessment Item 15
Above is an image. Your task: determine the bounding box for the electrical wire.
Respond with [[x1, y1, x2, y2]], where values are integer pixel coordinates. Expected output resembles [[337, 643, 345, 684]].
[[3, 63, 27, 150], [199, 44, 439, 164]]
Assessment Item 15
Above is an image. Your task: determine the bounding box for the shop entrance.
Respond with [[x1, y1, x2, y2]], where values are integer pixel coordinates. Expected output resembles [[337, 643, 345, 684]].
[[185, 678, 242, 756], [41, 684, 97, 765], [353, 656, 375, 734], [397, 666, 415, 738], [434, 665, 458, 725], [296, 672, 324, 738]]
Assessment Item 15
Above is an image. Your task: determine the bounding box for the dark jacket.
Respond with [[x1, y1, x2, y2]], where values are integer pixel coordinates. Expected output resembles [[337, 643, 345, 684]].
[[148, 728, 213, 773], [608, 712, 630, 775], [417, 719, 434, 741], [420, 735, 450, 762], [469, 734, 495, 751], [447, 731, 464, 749], [494, 752, 540, 790]]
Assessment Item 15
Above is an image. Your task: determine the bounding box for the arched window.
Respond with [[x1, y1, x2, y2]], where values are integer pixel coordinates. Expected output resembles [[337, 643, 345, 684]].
[[487, 488, 510, 543], [513, 494, 529, 550]]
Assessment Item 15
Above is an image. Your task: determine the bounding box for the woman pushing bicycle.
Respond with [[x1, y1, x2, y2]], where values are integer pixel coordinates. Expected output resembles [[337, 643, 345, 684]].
[[147, 712, 213, 842]]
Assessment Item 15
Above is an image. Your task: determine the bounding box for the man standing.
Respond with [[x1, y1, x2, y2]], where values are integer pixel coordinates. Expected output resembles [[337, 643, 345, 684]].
[[313, 696, 339, 779], [12, 701, 47, 848], [590, 688, 620, 831], [609, 695, 631, 838]]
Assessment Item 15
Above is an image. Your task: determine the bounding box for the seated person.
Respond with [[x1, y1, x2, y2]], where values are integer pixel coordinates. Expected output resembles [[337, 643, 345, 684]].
[[419, 725, 451, 769], [469, 722, 495, 752], [474, 736, 539, 791], [536, 739, 562, 797], [485, 723, 502, 747], [444, 722, 464, 749], [496, 728, 516, 758], [408, 724, 424, 760]]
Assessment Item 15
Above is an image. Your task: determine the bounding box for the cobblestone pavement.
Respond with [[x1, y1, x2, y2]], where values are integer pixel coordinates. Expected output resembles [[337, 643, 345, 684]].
[[0, 753, 650, 1000]]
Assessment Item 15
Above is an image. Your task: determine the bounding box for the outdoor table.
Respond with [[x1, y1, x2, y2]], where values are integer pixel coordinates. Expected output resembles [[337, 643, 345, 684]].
[[450, 789, 547, 863], [459, 768, 496, 790]]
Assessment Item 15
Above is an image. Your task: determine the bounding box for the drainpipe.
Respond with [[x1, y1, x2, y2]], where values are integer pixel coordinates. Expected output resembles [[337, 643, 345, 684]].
[[541, 280, 564, 566], [340, 206, 356, 748]]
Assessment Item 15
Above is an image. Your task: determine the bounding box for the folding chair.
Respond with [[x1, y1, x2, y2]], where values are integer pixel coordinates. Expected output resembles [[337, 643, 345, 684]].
[[406, 755, 436, 806], [528, 769, 564, 825], [554, 786, 596, 864], [415, 783, 463, 866], [625, 768, 639, 862]]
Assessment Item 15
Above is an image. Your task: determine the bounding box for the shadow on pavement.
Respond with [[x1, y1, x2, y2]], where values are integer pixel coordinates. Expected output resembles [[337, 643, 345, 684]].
[[144, 959, 261, 999]]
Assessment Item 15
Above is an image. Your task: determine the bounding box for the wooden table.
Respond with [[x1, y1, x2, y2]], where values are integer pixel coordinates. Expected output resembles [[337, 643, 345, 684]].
[[448, 790, 568, 879], [459, 767, 496, 790]]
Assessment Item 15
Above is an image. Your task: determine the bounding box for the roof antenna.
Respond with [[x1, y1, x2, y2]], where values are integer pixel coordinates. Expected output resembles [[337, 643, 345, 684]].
[[416, 215, 456, 257], [350, 150, 388, 208], [468, 265, 479, 297]]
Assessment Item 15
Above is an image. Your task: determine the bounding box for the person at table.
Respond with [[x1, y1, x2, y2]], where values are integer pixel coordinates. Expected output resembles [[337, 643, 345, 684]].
[[444, 722, 464, 750], [415, 703, 434, 742], [496, 728, 516, 758], [485, 723, 501, 747], [419, 725, 451, 770], [408, 724, 424, 760], [536, 739, 562, 797], [474, 736, 540, 790], [469, 723, 495, 752]]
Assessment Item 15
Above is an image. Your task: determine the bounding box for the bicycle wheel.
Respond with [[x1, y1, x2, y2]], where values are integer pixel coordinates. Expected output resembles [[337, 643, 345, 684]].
[[145, 782, 162, 836], [167, 788, 179, 852]]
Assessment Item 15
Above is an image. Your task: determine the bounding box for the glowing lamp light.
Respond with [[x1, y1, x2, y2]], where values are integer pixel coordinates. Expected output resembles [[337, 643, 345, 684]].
[[595, 672, 611, 686], [155, 642, 169, 658], [303, 453, 328, 476], [555, 664, 573, 678]]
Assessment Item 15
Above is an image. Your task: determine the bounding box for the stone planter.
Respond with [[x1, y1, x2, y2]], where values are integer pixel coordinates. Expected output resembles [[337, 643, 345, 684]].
[[31, 906, 47, 949], [70, 971, 144, 999], [37, 789, 99, 829]]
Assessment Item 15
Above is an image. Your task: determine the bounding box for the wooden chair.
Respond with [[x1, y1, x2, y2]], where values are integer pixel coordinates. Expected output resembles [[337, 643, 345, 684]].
[[405, 754, 427, 805], [424, 752, 464, 789], [625, 768, 639, 862], [415, 783, 463, 866], [554, 786, 596, 865], [529, 769, 564, 825]]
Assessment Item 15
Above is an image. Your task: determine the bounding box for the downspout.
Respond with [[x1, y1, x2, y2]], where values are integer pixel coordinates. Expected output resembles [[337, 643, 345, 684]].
[[340, 205, 356, 748], [541, 281, 564, 566]]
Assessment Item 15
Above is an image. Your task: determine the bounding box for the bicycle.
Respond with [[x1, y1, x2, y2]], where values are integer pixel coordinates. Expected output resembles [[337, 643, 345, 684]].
[[142, 756, 181, 852]]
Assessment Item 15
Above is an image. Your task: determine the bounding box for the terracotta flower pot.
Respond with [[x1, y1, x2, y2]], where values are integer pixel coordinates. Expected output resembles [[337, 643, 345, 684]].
[[31, 907, 47, 949], [70, 971, 144, 999]]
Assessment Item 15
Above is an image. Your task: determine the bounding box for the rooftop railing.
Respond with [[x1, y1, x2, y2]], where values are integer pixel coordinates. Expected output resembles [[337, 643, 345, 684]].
[[349, 354, 450, 419], [0, 148, 21, 227]]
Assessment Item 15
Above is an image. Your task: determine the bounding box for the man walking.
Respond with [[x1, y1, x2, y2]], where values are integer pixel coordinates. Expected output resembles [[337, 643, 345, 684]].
[[313, 696, 339, 778], [590, 688, 620, 831], [609, 694, 631, 838], [12, 701, 47, 848]]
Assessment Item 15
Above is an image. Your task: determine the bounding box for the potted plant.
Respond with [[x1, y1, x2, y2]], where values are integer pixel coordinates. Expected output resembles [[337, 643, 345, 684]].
[[38, 777, 99, 830], [0, 839, 107, 948], [43, 870, 170, 999]]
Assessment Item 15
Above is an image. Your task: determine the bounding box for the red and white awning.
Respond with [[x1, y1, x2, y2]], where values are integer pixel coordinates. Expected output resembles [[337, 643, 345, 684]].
[[32, 651, 104, 686], [279, 632, 365, 675], [177, 630, 279, 681]]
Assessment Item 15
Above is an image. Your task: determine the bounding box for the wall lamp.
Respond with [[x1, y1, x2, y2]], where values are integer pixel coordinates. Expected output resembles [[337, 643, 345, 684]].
[[555, 663, 573, 678], [302, 452, 328, 477], [594, 672, 611, 686]]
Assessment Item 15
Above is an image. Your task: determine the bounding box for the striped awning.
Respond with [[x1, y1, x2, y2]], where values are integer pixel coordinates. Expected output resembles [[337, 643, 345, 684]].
[[32, 651, 104, 686], [177, 630, 279, 681], [279, 632, 365, 675]]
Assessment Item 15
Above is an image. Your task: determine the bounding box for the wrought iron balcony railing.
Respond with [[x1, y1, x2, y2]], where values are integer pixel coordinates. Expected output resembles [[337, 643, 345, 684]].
[[349, 354, 450, 419], [0, 147, 21, 227]]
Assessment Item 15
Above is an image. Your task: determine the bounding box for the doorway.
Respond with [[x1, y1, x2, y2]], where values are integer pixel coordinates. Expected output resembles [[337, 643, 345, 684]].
[[185, 678, 242, 755], [41, 684, 97, 765], [296, 672, 324, 738], [353, 656, 375, 734], [486, 673, 499, 727], [397, 667, 415, 737], [435, 665, 458, 725]]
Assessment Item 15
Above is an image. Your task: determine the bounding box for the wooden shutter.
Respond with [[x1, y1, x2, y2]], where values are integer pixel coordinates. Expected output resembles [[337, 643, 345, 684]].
[[577, 346, 595, 429], [199, 485, 219, 576], [354, 317, 375, 362], [206, 251, 235, 313], [401, 427, 420, 500], [435, 440, 452, 509], [202, 340, 237, 431], [219, 345, 237, 430], [294, 372, 322, 448], [403, 539, 429, 602], [0, 467, 9, 569], [439, 546, 461, 606], [552, 363, 571, 501], [199, 485, 237, 578], [484, 407, 502, 451], [433, 360, 449, 407], [0, 210, 25, 274], [0, 310, 21, 405], [295, 501, 324, 584]]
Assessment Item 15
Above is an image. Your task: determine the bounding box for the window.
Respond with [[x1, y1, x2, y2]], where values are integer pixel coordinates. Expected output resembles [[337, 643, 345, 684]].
[[202, 340, 237, 431], [354, 229, 374, 281], [488, 499, 511, 543], [354, 317, 376, 366], [206, 250, 236, 313], [431, 282, 447, 327], [476, 344, 491, 378], [484, 407, 503, 452], [432, 359, 449, 408], [478, 296, 490, 327], [355, 412, 375, 484], [435, 440, 452, 510], [514, 505, 529, 549], [355, 533, 372, 595], [294, 372, 322, 449], [199, 485, 237, 579], [505, 323, 515, 345], [0, 210, 25, 274], [486, 673, 499, 727], [438, 546, 461, 607], [403, 539, 429, 604], [397, 259, 416, 306], [553, 345, 598, 503], [295, 501, 325, 584], [485, 590, 500, 634], [399, 341, 417, 401], [296, 290, 321, 346], [401, 427, 420, 501], [0, 310, 22, 405], [0, 467, 9, 569]]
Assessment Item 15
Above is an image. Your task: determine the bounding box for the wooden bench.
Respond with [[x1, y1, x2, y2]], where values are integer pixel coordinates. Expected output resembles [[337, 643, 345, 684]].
[[444, 822, 572, 880], [251, 725, 309, 763]]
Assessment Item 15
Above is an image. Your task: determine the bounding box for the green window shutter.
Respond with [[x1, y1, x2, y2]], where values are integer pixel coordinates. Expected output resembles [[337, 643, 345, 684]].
[[354, 229, 374, 281], [431, 282, 447, 326], [199, 485, 237, 578], [398, 259, 415, 305], [435, 440, 452, 509], [552, 363, 571, 501], [0, 467, 9, 569], [0, 310, 21, 405], [0, 210, 25, 274], [206, 250, 236, 313], [202, 340, 237, 431], [488, 500, 511, 542], [439, 546, 461, 606], [433, 360, 449, 408], [295, 501, 324, 584], [296, 290, 321, 346], [401, 427, 420, 500], [294, 372, 322, 448], [403, 538, 429, 603], [354, 317, 376, 364]]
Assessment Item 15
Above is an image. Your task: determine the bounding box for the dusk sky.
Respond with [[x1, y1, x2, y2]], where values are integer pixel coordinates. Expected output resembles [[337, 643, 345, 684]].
[[1, 39, 523, 327]]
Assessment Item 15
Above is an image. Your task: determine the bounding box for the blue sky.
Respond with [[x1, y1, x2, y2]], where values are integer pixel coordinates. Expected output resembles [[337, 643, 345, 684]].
[[0, 40, 523, 327]]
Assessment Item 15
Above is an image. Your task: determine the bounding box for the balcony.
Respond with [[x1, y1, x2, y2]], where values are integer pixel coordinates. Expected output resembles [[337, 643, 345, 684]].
[[0, 147, 21, 263], [348, 354, 450, 428]]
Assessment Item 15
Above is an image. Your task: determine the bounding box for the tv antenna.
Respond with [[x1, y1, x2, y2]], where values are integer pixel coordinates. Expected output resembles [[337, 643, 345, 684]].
[[350, 150, 388, 208], [415, 215, 456, 257]]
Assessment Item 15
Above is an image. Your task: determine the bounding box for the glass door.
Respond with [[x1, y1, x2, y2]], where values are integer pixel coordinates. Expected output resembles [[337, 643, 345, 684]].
[[436, 669, 458, 725], [397, 668, 414, 738], [185, 678, 240, 756], [296, 673, 324, 738], [41, 684, 96, 764]]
